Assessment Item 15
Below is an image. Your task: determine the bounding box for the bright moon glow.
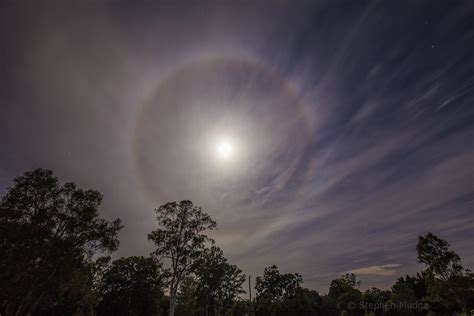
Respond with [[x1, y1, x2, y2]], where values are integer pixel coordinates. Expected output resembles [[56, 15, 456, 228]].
[[216, 140, 233, 159]]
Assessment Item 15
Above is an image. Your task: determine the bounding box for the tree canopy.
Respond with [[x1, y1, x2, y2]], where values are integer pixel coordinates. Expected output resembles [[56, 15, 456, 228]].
[[193, 245, 246, 314], [255, 265, 322, 316], [0, 169, 122, 316], [1, 169, 473, 316], [97, 256, 165, 316], [148, 200, 217, 316]]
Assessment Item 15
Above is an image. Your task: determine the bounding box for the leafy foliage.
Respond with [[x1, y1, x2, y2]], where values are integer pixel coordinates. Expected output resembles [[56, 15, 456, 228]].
[[417, 233, 474, 314], [0, 169, 122, 316], [175, 276, 199, 315], [390, 273, 427, 315], [255, 265, 303, 302], [96, 256, 165, 316], [255, 265, 321, 316], [362, 288, 391, 316], [1, 169, 473, 316], [417, 232, 463, 280], [193, 246, 246, 315], [148, 200, 217, 316]]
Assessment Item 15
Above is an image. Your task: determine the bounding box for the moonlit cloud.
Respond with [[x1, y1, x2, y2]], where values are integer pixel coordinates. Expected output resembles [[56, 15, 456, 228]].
[[347, 264, 401, 277]]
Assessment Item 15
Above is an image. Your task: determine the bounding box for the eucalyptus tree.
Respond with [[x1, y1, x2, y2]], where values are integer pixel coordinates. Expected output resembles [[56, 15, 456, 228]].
[[148, 200, 216, 316], [0, 169, 122, 316], [417, 232, 474, 314]]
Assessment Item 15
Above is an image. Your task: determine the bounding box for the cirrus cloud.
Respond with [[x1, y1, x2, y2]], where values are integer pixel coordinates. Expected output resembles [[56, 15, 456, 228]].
[[347, 264, 402, 277]]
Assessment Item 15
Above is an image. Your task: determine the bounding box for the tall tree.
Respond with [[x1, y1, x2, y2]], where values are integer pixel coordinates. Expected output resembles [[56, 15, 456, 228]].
[[417, 232, 473, 314], [255, 266, 321, 316], [0, 169, 122, 316], [417, 233, 463, 280], [255, 265, 303, 303], [97, 256, 165, 316], [327, 274, 363, 316], [193, 246, 246, 315], [148, 200, 216, 316]]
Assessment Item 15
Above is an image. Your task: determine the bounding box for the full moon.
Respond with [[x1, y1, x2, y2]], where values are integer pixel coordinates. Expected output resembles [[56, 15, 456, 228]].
[[216, 140, 233, 159]]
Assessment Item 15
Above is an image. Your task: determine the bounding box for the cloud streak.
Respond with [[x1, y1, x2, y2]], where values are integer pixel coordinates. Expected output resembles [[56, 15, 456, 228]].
[[347, 264, 401, 277]]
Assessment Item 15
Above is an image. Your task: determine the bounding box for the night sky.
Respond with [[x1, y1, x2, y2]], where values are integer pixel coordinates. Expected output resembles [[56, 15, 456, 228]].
[[1, 1, 473, 292]]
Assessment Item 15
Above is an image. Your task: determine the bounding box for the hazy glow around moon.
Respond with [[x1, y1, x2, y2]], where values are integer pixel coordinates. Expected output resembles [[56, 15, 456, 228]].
[[216, 139, 234, 159], [134, 58, 311, 201]]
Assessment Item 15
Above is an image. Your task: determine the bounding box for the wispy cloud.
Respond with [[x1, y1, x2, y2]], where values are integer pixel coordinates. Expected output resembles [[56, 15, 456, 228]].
[[1, 0, 473, 293], [347, 264, 401, 277]]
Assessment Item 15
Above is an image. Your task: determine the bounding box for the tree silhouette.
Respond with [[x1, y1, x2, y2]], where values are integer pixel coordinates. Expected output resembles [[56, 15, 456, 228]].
[[255, 265, 321, 316], [1, 169, 473, 316], [148, 200, 216, 316], [255, 265, 303, 303], [327, 274, 362, 316], [0, 169, 122, 316], [193, 245, 246, 315], [417, 232, 474, 314], [97, 256, 165, 316]]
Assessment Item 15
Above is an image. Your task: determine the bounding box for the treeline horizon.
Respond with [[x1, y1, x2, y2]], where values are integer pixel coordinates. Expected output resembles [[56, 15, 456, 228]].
[[1, 169, 473, 316]]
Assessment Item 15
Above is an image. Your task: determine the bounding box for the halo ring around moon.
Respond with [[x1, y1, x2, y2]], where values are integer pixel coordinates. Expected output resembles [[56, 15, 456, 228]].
[[132, 57, 314, 204]]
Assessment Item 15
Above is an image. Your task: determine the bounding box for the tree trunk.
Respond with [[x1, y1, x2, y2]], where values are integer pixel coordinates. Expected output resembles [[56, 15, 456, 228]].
[[169, 289, 177, 316]]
